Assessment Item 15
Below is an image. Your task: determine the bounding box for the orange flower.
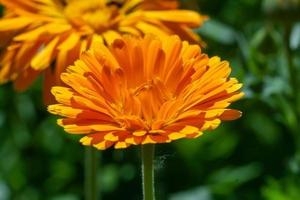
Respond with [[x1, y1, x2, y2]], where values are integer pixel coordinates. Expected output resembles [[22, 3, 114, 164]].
[[48, 35, 243, 150], [0, 0, 207, 103]]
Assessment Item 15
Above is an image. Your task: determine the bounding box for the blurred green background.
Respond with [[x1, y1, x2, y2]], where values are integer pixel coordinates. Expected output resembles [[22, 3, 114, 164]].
[[1, 0, 300, 199]]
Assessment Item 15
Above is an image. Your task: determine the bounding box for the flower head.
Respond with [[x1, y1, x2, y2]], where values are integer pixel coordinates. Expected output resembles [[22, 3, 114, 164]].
[[0, 0, 207, 103], [48, 35, 243, 150]]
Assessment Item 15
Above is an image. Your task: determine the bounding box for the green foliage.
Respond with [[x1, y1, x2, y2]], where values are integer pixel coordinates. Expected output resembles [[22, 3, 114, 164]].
[[1, 0, 300, 199], [262, 177, 300, 200]]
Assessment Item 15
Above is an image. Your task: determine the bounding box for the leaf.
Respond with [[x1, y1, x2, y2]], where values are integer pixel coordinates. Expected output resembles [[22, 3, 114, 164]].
[[290, 23, 300, 50], [208, 163, 262, 195], [195, 19, 237, 45], [170, 186, 212, 200]]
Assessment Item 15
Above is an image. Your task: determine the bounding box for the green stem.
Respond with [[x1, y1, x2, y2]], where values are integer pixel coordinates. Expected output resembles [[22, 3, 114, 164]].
[[141, 144, 155, 200], [283, 24, 300, 148], [85, 147, 98, 200]]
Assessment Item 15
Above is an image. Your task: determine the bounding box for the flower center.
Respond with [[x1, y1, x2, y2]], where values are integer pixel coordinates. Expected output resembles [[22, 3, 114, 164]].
[[130, 78, 173, 124], [64, 0, 122, 33]]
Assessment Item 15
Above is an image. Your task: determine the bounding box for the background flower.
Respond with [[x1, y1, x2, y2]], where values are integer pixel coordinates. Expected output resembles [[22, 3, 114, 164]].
[[0, 0, 207, 103], [48, 35, 243, 150]]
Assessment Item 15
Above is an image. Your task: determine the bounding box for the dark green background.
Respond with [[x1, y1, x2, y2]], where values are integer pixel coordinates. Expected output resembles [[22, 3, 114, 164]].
[[1, 0, 300, 199]]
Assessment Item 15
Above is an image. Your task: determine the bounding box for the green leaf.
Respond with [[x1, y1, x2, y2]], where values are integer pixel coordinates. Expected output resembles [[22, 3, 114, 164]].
[[196, 19, 237, 45]]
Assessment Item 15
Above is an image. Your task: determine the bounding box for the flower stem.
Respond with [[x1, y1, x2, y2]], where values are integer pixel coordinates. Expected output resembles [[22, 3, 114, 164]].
[[85, 147, 98, 200], [141, 144, 155, 200], [284, 24, 300, 147]]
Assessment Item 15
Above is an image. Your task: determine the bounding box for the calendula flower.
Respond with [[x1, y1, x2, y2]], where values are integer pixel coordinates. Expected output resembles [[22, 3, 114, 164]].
[[48, 35, 243, 150], [0, 0, 207, 103]]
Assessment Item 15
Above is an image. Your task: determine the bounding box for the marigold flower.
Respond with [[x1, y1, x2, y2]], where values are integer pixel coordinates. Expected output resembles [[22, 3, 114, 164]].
[[48, 35, 244, 150], [0, 0, 207, 103]]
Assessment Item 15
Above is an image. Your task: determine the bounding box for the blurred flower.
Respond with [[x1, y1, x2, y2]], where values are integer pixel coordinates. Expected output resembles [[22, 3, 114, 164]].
[[0, 0, 207, 103], [48, 35, 243, 150]]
